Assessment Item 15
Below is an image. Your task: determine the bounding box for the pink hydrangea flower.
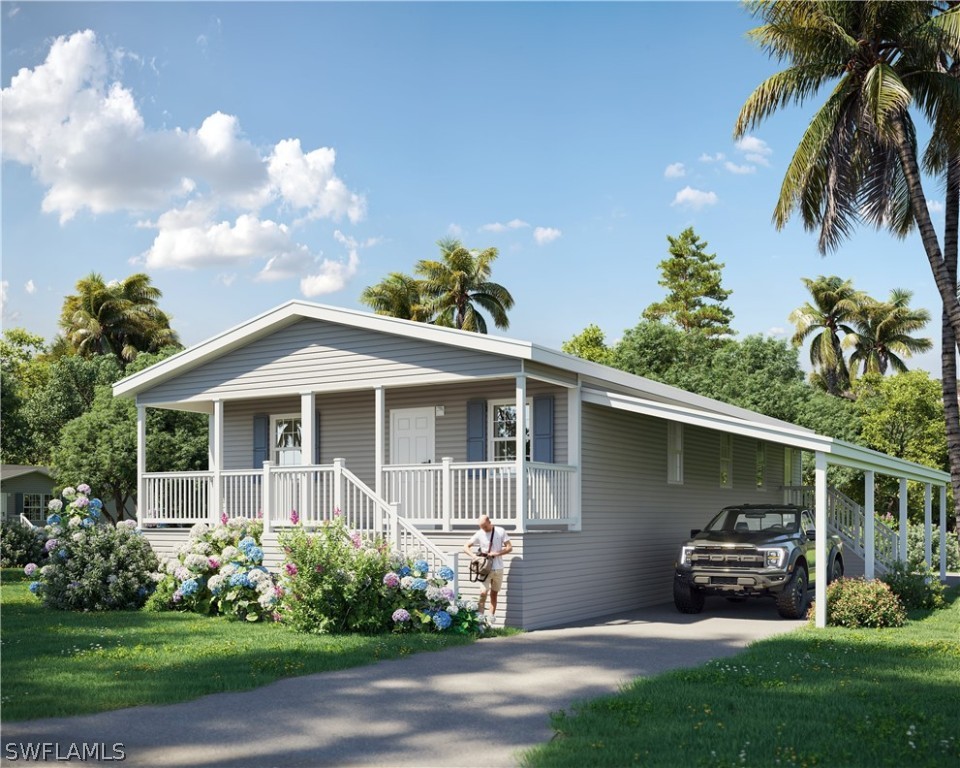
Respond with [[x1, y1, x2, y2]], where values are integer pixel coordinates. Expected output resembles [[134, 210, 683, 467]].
[[290, 509, 300, 525], [284, 563, 298, 576], [220, 512, 229, 525]]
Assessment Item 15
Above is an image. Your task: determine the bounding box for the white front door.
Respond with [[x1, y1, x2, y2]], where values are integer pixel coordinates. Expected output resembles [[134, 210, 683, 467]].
[[390, 408, 436, 517]]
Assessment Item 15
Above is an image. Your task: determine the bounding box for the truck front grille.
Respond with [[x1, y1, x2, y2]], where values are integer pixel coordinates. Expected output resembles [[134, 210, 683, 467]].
[[690, 548, 764, 569]]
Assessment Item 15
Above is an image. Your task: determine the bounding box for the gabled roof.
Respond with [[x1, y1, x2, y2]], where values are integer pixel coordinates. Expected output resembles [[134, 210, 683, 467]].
[[1, 465, 54, 483]]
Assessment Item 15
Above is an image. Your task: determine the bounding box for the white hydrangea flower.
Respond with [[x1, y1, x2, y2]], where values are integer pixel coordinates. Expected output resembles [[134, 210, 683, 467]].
[[176, 543, 192, 557], [221, 546, 239, 561], [207, 574, 226, 593], [191, 541, 211, 555], [400, 576, 415, 589], [190, 522, 209, 537], [258, 592, 277, 609], [47, 499, 63, 512], [220, 563, 238, 578], [71, 532, 84, 542], [185, 553, 209, 571], [212, 527, 231, 542], [247, 569, 268, 586], [164, 559, 180, 575], [447, 603, 459, 616], [68, 517, 82, 529]]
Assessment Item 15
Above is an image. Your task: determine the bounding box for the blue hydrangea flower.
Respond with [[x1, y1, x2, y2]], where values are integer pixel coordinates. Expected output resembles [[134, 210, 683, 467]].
[[28, 581, 41, 594], [398, 565, 412, 577], [179, 578, 200, 597], [57, 549, 68, 560], [229, 572, 251, 588], [410, 578, 428, 592], [414, 559, 430, 574], [432, 610, 452, 630], [90, 498, 103, 510], [81, 518, 94, 528], [46, 513, 62, 526], [245, 546, 264, 564], [438, 566, 455, 581]]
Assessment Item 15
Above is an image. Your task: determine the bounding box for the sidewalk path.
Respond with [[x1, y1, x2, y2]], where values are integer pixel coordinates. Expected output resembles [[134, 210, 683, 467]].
[[2, 600, 804, 767]]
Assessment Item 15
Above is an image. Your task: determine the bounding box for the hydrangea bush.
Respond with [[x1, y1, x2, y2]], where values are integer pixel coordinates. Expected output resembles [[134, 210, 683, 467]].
[[24, 485, 159, 611], [881, 561, 946, 611], [821, 577, 907, 628], [149, 516, 278, 622], [0, 521, 46, 567], [278, 512, 482, 635]]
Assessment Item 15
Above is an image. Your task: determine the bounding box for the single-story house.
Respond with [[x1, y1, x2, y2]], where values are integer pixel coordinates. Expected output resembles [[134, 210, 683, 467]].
[[1, 465, 57, 525], [113, 301, 951, 629]]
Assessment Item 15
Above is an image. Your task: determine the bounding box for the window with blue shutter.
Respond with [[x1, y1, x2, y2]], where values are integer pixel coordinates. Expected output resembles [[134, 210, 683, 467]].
[[314, 411, 321, 464], [532, 394, 555, 463], [253, 414, 269, 468]]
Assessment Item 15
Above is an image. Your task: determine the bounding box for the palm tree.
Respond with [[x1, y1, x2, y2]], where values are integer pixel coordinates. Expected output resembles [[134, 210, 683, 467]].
[[359, 272, 432, 322], [849, 289, 933, 377], [415, 239, 514, 333], [789, 276, 861, 396], [59, 272, 179, 366]]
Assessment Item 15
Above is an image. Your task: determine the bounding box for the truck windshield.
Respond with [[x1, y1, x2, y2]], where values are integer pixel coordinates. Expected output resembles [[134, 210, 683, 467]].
[[704, 509, 800, 534]]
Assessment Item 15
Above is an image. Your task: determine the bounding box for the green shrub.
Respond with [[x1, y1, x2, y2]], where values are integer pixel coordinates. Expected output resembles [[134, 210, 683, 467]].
[[881, 561, 946, 610], [906, 525, 960, 571], [0, 521, 46, 567], [26, 485, 159, 611], [824, 577, 906, 628]]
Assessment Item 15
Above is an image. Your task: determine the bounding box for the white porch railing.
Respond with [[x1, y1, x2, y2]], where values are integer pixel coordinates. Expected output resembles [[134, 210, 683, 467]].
[[783, 485, 899, 571], [382, 458, 578, 529], [142, 471, 213, 525]]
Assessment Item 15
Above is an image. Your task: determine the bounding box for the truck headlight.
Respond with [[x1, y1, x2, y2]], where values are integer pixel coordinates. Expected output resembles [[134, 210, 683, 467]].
[[760, 548, 786, 568], [679, 546, 695, 567]]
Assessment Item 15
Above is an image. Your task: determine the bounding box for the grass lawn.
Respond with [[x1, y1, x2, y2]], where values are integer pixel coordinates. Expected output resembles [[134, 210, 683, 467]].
[[0, 568, 481, 722], [522, 586, 960, 768]]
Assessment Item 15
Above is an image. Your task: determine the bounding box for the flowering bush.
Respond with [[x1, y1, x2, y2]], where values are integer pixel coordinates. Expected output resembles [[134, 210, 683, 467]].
[[24, 485, 158, 611], [881, 561, 946, 611], [821, 577, 906, 628], [0, 521, 46, 567], [278, 514, 482, 635], [148, 517, 278, 622]]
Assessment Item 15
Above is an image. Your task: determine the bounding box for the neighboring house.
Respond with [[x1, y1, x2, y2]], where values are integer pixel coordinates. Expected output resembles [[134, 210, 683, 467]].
[[1, 465, 56, 525], [113, 301, 950, 630]]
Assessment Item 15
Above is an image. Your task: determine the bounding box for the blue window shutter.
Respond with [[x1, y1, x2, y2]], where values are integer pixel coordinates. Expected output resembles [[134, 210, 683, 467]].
[[253, 414, 269, 468], [466, 400, 487, 461], [14, 493, 24, 518], [314, 411, 321, 464], [533, 394, 555, 463]]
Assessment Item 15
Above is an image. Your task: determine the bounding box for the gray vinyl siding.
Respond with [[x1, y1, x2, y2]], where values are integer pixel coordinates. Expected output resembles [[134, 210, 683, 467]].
[[517, 404, 788, 630], [139, 319, 521, 405], [1, 473, 56, 522]]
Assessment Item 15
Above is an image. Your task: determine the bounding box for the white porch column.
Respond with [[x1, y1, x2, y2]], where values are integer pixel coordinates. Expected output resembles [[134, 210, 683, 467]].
[[209, 400, 224, 524], [136, 403, 146, 528], [939, 485, 947, 581], [568, 381, 582, 531], [515, 373, 527, 533], [864, 470, 875, 579], [899, 478, 908, 562], [300, 392, 315, 465], [262, 461, 273, 534], [375, 386, 385, 498], [814, 451, 828, 628], [924, 483, 933, 568]]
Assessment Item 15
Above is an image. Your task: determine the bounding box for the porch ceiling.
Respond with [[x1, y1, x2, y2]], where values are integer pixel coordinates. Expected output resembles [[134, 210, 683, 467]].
[[582, 388, 949, 486]]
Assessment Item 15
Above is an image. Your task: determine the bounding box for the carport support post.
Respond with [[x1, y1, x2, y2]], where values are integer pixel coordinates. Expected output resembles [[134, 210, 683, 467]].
[[899, 478, 908, 563], [924, 483, 933, 569], [814, 451, 828, 629], [210, 399, 223, 525], [940, 485, 947, 580], [136, 403, 146, 529], [864, 470, 875, 579]]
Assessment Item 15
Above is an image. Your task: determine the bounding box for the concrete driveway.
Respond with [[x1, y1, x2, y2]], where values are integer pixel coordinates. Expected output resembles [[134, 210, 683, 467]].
[[2, 599, 803, 767]]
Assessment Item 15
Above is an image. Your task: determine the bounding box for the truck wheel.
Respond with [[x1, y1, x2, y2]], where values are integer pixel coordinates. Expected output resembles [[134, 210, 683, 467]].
[[828, 555, 844, 584], [776, 563, 809, 619], [674, 579, 705, 614]]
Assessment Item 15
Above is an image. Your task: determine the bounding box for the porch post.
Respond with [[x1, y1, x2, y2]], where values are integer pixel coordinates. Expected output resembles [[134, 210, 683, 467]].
[[210, 399, 223, 524], [333, 458, 345, 514], [136, 403, 146, 528], [864, 470, 875, 580], [939, 485, 947, 580], [898, 478, 908, 562], [924, 483, 932, 568], [814, 451, 828, 628], [375, 386, 385, 498], [568, 382, 582, 532], [442, 457, 453, 531], [515, 374, 527, 533], [300, 392, 315, 465], [262, 461, 273, 534]]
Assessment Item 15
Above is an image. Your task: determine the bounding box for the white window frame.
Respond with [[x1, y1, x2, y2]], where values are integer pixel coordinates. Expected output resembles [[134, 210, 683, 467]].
[[22, 493, 52, 524], [488, 399, 531, 462], [271, 413, 303, 466], [667, 422, 684, 485], [720, 433, 733, 489], [756, 441, 767, 490]]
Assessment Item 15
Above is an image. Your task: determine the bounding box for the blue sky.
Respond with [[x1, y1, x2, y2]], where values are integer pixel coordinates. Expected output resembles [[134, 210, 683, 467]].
[[1, 1, 948, 374]]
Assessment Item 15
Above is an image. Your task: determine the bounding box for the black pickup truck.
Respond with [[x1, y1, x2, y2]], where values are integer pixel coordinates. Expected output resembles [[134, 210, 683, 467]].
[[673, 504, 843, 619]]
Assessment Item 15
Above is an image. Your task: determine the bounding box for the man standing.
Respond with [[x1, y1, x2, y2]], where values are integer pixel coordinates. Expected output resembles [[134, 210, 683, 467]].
[[463, 515, 512, 621]]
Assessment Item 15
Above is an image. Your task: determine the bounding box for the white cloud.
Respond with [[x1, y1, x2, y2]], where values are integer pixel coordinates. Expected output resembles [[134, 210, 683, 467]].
[[300, 248, 360, 297], [664, 162, 686, 179], [216, 273, 237, 287], [671, 186, 718, 209], [24, 279, 36, 294], [1, 29, 365, 229], [928, 200, 945, 215], [768, 326, 787, 337], [1, 280, 7, 306], [447, 223, 463, 237], [533, 226, 562, 245], [0, 280, 18, 323], [481, 218, 529, 233], [699, 152, 726, 163], [736, 136, 772, 166], [724, 161, 756, 175]]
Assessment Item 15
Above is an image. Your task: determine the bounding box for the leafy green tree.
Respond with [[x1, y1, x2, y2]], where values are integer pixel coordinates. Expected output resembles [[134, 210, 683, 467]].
[[415, 239, 514, 332], [0, 329, 48, 463], [789, 276, 861, 397], [561, 324, 614, 365], [59, 272, 180, 366], [359, 272, 432, 322], [642, 227, 734, 337], [849, 289, 932, 377]]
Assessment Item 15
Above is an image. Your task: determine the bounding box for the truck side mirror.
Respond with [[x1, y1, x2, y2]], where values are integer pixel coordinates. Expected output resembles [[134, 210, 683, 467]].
[[690, 529, 701, 538], [805, 529, 816, 540]]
